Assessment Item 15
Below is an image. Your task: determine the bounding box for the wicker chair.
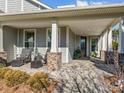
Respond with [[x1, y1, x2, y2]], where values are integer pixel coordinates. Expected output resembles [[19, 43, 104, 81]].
[[11, 48, 32, 67]]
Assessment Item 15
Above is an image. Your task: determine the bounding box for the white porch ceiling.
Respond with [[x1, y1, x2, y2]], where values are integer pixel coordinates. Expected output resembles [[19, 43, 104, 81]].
[[60, 18, 114, 36], [3, 18, 114, 36]]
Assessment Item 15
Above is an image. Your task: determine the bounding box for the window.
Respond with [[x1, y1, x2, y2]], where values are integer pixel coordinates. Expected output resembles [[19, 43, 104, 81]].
[[24, 29, 35, 48], [47, 29, 51, 48], [91, 38, 98, 52]]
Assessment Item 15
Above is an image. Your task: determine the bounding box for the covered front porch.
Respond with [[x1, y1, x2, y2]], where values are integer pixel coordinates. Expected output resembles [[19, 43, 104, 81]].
[[0, 4, 124, 66], [1, 17, 115, 63]]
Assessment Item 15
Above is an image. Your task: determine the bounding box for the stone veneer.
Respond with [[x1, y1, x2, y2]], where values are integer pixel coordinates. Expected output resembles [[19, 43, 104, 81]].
[[0, 52, 7, 60], [0, 52, 7, 65], [47, 52, 61, 71], [100, 50, 124, 63], [100, 50, 107, 62]]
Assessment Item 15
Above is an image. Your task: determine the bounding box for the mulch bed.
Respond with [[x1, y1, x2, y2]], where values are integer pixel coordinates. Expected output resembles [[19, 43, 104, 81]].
[[0, 80, 58, 93], [103, 75, 122, 93]]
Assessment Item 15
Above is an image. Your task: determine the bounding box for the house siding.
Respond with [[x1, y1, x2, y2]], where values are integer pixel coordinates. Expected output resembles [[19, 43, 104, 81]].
[[3, 26, 17, 62], [16, 27, 67, 63], [36, 28, 47, 58], [0, 0, 5, 12], [69, 29, 75, 61], [0, 0, 47, 13], [7, 0, 21, 13], [59, 27, 67, 63], [17, 28, 47, 58], [23, 0, 40, 12]]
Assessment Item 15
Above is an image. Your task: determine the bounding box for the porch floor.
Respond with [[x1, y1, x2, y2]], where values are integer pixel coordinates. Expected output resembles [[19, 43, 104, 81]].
[[8, 63, 49, 75], [8, 59, 114, 76]]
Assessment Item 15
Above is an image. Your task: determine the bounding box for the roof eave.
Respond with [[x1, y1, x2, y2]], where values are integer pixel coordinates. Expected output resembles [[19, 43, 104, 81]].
[[0, 3, 124, 21], [31, 0, 52, 9]]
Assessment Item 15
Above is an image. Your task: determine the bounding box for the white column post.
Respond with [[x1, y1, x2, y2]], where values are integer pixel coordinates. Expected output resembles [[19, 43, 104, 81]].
[[51, 20, 58, 52], [86, 36, 90, 57], [0, 25, 4, 52], [119, 19, 124, 53], [66, 26, 69, 63], [98, 36, 102, 57]]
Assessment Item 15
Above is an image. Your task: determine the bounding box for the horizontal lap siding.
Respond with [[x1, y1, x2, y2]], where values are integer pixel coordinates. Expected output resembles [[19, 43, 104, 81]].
[[7, 0, 21, 13], [59, 27, 67, 63], [0, 0, 5, 12], [23, 0, 39, 11], [69, 29, 75, 61], [10, 27, 67, 63], [3, 26, 17, 62], [36, 28, 47, 58]]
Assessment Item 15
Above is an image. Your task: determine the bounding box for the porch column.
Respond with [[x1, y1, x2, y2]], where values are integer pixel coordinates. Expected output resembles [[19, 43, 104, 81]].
[[86, 36, 90, 57], [0, 25, 7, 62], [51, 20, 58, 52], [119, 20, 124, 53], [47, 20, 61, 71], [98, 36, 102, 57], [0, 25, 3, 52]]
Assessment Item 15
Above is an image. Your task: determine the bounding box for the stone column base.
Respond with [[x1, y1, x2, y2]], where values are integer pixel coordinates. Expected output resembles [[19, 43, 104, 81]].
[[0, 52, 7, 60], [47, 52, 61, 71], [100, 50, 107, 62], [0, 52, 7, 65]]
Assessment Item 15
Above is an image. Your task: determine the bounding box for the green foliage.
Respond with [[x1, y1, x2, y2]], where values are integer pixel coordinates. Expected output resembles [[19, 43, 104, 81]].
[[112, 29, 119, 35], [112, 40, 118, 50], [26, 72, 49, 91], [91, 51, 97, 58], [0, 63, 6, 68], [73, 49, 82, 59], [0, 68, 12, 79], [4, 70, 30, 87]]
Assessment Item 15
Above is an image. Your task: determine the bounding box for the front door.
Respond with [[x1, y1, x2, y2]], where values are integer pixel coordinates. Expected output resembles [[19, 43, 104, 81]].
[[80, 36, 87, 57]]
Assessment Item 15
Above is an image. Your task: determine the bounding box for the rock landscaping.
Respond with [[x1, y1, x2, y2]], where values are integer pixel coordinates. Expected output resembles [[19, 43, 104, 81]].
[[0, 60, 121, 93]]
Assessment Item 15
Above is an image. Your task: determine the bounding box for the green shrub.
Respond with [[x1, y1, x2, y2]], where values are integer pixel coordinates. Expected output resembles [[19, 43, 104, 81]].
[[0, 68, 12, 79], [26, 72, 49, 91], [73, 49, 82, 59], [0, 63, 6, 68], [91, 51, 97, 58], [112, 40, 118, 50], [4, 70, 30, 87]]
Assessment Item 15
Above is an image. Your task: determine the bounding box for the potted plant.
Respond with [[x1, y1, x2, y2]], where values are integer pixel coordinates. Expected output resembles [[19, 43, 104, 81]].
[[90, 51, 98, 62], [112, 40, 118, 50], [73, 48, 82, 59]]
